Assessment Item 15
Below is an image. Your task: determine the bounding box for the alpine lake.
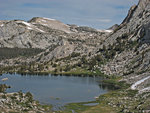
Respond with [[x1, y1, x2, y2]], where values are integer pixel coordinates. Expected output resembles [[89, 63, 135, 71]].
[[0, 73, 110, 110]]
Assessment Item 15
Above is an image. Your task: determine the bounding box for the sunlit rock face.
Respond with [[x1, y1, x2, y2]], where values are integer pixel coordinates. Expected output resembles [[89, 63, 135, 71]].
[[29, 17, 72, 33]]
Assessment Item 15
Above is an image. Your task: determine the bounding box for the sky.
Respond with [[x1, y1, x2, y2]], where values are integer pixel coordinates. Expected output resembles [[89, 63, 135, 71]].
[[0, 0, 138, 29]]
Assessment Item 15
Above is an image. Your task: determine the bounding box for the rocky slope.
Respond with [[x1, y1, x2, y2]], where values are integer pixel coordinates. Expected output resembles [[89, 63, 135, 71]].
[[99, 0, 150, 92], [0, 91, 52, 113], [0, 17, 110, 63]]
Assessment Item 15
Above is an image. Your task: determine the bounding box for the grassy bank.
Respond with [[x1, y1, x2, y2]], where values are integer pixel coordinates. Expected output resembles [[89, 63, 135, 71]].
[[2, 66, 108, 77], [54, 68, 106, 76], [55, 76, 149, 113], [58, 77, 122, 113], [61, 100, 116, 113]]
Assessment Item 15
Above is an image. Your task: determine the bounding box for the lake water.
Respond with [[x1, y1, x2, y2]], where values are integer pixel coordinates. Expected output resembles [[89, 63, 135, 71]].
[[0, 73, 109, 109]]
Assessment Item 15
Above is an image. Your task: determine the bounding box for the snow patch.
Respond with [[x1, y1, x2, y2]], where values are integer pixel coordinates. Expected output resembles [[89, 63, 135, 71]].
[[40, 19, 47, 22], [89, 34, 93, 36], [105, 30, 113, 33], [21, 21, 32, 26], [36, 28, 45, 33], [131, 76, 150, 90], [17, 21, 32, 27], [27, 27, 33, 30], [27, 27, 45, 33], [0, 24, 4, 27], [43, 17, 56, 21], [17, 21, 45, 33], [38, 23, 48, 27], [98, 29, 113, 33]]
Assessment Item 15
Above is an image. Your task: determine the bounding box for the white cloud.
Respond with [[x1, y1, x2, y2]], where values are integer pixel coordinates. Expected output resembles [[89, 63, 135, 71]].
[[96, 19, 112, 23]]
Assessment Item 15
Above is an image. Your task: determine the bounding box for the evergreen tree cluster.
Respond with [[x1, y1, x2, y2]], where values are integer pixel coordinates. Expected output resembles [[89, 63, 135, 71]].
[[0, 48, 43, 61]]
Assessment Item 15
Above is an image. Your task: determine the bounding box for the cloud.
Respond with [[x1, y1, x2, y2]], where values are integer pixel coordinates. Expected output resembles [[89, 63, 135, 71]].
[[96, 19, 112, 23], [65, 17, 111, 23], [0, 0, 139, 29]]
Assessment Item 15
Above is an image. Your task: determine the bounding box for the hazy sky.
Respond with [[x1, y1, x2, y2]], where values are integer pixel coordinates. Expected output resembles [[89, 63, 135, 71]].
[[0, 0, 138, 29]]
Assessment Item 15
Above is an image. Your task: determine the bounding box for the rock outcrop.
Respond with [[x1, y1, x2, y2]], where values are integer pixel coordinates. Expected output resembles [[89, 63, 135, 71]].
[[100, 0, 150, 92], [121, 5, 137, 25], [29, 17, 72, 33]]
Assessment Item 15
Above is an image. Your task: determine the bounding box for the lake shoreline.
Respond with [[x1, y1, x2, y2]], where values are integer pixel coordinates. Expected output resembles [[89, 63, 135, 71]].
[[0, 71, 149, 113], [0, 72, 108, 112]]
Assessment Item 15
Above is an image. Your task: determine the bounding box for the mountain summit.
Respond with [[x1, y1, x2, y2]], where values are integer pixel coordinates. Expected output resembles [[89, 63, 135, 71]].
[[29, 17, 72, 33]]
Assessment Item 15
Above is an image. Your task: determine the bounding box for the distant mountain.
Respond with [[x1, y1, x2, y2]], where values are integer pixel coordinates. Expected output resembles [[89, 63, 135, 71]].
[[29, 17, 72, 33], [0, 17, 110, 65], [108, 24, 119, 31], [0, 17, 110, 48]]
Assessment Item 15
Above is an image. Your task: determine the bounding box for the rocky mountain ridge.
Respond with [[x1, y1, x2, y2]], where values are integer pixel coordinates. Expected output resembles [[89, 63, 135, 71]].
[[100, 0, 150, 92], [0, 17, 112, 65], [0, 17, 111, 48]]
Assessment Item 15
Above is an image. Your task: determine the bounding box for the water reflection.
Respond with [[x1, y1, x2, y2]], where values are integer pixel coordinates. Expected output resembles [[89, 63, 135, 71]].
[[0, 73, 110, 108]]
